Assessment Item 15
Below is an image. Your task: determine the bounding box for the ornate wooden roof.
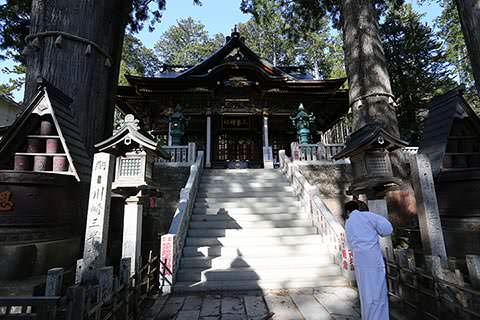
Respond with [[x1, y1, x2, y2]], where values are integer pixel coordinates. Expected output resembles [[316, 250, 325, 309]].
[[116, 29, 349, 132]]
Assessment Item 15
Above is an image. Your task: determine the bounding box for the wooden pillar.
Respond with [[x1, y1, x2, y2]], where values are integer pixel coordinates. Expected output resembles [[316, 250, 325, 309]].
[[206, 116, 212, 168], [45, 268, 64, 296]]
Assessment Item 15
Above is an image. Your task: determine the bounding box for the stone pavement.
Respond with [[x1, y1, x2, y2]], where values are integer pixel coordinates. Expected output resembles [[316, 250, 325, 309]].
[[145, 287, 361, 320]]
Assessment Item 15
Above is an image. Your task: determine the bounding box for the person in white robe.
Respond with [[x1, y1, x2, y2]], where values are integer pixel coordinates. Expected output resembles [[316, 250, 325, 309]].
[[344, 200, 393, 320]]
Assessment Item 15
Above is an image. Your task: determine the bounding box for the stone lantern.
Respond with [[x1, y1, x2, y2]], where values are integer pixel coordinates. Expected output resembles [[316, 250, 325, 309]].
[[93, 114, 169, 276], [168, 105, 188, 146], [95, 114, 168, 191], [290, 103, 316, 144], [333, 123, 408, 195]]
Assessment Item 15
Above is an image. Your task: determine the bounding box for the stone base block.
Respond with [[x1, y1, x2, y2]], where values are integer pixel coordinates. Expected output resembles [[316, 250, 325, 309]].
[[0, 237, 81, 281]]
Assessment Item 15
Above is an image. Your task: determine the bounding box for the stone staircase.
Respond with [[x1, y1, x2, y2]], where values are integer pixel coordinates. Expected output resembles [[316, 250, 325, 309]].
[[174, 169, 348, 292]]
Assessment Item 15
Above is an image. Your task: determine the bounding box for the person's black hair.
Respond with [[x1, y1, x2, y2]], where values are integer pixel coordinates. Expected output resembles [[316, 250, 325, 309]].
[[345, 201, 359, 213], [358, 201, 369, 211]]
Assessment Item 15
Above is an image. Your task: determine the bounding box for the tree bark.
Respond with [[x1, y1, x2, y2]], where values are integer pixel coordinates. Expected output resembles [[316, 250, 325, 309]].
[[24, 0, 132, 153], [455, 0, 480, 96], [342, 0, 399, 137]]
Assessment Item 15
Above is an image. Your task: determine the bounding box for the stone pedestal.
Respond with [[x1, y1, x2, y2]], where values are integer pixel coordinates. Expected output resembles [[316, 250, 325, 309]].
[[263, 147, 274, 169], [368, 199, 394, 261], [122, 193, 143, 275], [410, 153, 447, 263], [81, 152, 115, 283]]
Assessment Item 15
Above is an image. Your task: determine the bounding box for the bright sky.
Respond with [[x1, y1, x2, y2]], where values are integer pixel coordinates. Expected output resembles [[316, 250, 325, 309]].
[[0, 0, 442, 103]]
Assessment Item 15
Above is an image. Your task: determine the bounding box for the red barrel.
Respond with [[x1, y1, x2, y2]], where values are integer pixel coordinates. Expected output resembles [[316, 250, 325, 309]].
[[14, 155, 32, 171], [33, 156, 52, 171], [26, 138, 43, 153], [46, 138, 60, 153], [53, 156, 68, 172], [40, 120, 54, 135]]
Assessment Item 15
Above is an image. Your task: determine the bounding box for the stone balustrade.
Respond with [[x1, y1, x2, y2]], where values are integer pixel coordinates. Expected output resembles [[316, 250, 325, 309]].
[[158, 142, 196, 165], [290, 142, 345, 162], [160, 151, 204, 293], [279, 150, 355, 281]]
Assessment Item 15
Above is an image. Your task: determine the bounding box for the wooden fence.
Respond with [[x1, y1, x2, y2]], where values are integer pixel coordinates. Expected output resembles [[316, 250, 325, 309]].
[[0, 253, 160, 320], [386, 250, 480, 319]]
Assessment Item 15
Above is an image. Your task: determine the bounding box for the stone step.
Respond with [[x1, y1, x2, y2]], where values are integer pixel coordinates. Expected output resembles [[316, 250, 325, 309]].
[[180, 255, 333, 269], [182, 243, 326, 258], [174, 277, 349, 292], [200, 181, 290, 188], [200, 175, 284, 181], [187, 226, 316, 238], [177, 265, 341, 282], [197, 191, 294, 199], [198, 185, 292, 192], [191, 212, 308, 222], [192, 206, 302, 215], [194, 198, 300, 208], [189, 219, 312, 229], [185, 234, 322, 247], [204, 169, 280, 174], [202, 172, 283, 177]]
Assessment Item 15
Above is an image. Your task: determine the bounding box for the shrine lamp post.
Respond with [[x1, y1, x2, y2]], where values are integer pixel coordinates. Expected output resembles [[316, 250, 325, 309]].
[[168, 105, 188, 146], [94, 114, 168, 274], [333, 123, 407, 197], [290, 103, 316, 145]]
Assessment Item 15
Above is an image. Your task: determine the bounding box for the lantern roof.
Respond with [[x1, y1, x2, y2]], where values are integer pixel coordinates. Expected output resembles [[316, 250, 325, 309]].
[[95, 114, 169, 158], [334, 123, 408, 160]]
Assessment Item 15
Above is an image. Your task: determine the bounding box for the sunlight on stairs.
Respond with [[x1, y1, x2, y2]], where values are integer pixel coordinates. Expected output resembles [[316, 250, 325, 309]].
[[174, 169, 349, 292]]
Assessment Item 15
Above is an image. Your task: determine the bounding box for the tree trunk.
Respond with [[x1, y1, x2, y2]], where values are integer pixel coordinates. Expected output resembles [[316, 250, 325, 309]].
[[455, 0, 480, 96], [24, 0, 132, 153], [342, 0, 399, 137]]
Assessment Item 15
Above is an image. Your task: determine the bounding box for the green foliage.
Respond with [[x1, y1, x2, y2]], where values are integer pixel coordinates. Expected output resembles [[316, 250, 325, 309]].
[[154, 17, 224, 66], [119, 33, 160, 85], [436, 0, 479, 111], [239, 1, 346, 80], [381, 4, 454, 144], [0, 0, 202, 66], [0, 0, 30, 64]]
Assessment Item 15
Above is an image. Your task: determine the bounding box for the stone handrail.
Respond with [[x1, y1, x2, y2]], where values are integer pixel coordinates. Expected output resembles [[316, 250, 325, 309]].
[[159, 143, 196, 164], [159, 151, 204, 293], [324, 143, 345, 159], [402, 146, 419, 155], [290, 142, 345, 162], [279, 150, 355, 280]]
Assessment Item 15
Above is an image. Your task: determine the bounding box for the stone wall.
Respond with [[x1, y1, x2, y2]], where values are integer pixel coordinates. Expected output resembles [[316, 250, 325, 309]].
[[297, 161, 417, 228], [140, 165, 190, 259], [297, 162, 353, 224]]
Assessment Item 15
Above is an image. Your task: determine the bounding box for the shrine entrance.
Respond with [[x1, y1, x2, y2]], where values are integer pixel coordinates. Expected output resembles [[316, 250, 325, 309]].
[[212, 115, 263, 167]]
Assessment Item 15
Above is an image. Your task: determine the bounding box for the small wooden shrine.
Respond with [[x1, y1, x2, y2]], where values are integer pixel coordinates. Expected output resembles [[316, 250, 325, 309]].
[[419, 87, 480, 257], [0, 81, 90, 283], [116, 29, 349, 168]]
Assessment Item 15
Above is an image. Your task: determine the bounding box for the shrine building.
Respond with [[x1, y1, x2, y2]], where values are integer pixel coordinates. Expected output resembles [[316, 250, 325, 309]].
[[116, 29, 349, 168]]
